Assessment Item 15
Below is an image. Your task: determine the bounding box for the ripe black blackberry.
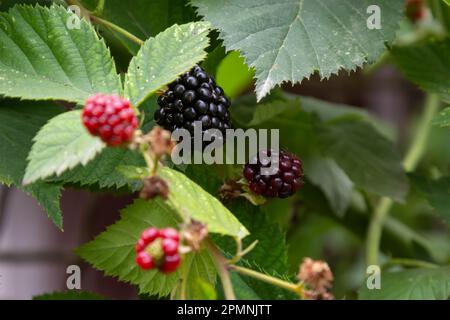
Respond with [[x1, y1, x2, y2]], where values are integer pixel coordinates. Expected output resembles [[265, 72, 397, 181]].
[[243, 150, 304, 198], [154, 66, 232, 136]]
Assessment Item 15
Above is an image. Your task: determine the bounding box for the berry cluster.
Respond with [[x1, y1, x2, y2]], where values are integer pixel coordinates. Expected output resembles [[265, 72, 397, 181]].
[[135, 227, 181, 273], [82, 94, 138, 146], [243, 150, 304, 198], [154, 66, 232, 135]]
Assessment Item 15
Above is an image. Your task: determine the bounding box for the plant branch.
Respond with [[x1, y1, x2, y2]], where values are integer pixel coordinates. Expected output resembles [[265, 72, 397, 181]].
[[206, 240, 236, 300], [92, 0, 105, 16], [229, 265, 305, 299], [366, 94, 441, 267], [90, 15, 144, 46], [65, 0, 144, 46]]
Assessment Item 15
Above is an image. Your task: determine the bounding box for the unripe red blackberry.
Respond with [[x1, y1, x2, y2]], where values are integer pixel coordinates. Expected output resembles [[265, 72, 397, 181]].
[[406, 0, 425, 22], [243, 150, 304, 198], [82, 94, 138, 146], [154, 66, 232, 136], [135, 227, 181, 273]]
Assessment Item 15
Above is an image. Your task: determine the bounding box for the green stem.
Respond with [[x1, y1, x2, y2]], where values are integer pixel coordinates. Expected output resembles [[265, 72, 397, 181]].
[[383, 258, 439, 270], [90, 15, 144, 46], [229, 265, 305, 299], [92, 0, 105, 16], [206, 240, 236, 300], [365, 94, 440, 267], [65, 0, 144, 45]]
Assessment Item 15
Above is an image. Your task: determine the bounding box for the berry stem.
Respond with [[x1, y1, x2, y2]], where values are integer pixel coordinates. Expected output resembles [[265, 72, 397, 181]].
[[92, 0, 105, 16], [228, 239, 258, 264], [365, 94, 440, 267], [206, 240, 236, 300], [90, 15, 144, 46], [229, 265, 305, 299], [65, 0, 144, 46]]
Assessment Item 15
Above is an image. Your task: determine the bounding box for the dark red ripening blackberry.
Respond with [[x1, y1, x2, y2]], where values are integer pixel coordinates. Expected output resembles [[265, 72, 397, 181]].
[[154, 66, 232, 136], [243, 150, 304, 198], [406, 0, 425, 22], [135, 227, 181, 273], [82, 94, 138, 146]]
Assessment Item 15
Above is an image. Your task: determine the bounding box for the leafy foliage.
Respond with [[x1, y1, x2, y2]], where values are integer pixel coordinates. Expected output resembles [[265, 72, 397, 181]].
[[191, 0, 403, 100], [124, 22, 211, 107], [81, 0, 197, 54], [359, 267, 450, 300], [0, 99, 64, 228], [23, 110, 105, 185], [159, 167, 249, 238], [78, 199, 212, 297], [2, 0, 450, 302], [391, 38, 450, 103], [0, 4, 121, 104], [317, 118, 408, 202], [411, 175, 450, 225]]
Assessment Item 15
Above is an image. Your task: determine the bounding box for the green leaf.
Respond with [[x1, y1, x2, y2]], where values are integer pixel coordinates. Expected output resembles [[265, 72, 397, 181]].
[[24, 182, 63, 228], [23, 110, 105, 185], [175, 251, 217, 299], [77, 199, 182, 297], [411, 175, 450, 225], [124, 22, 211, 107], [359, 267, 450, 300], [191, 278, 218, 300], [53, 148, 145, 191], [81, 0, 197, 55], [191, 0, 403, 100], [391, 39, 450, 103], [304, 156, 353, 217], [159, 167, 249, 239], [216, 51, 254, 99], [318, 119, 408, 202], [433, 107, 450, 127], [33, 291, 108, 300], [0, 4, 121, 104], [0, 99, 64, 228]]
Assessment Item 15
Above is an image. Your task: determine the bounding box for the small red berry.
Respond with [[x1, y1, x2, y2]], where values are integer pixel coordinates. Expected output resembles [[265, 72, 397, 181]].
[[135, 227, 181, 273], [159, 228, 180, 242], [160, 254, 181, 273], [82, 94, 138, 146], [141, 227, 159, 245], [136, 251, 155, 270], [162, 238, 179, 255], [135, 238, 146, 253], [406, 0, 425, 23]]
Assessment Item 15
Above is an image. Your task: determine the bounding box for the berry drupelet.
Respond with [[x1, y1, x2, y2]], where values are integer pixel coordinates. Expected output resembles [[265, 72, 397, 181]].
[[243, 149, 304, 199], [135, 227, 181, 273], [82, 94, 138, 146], [154, 66, 232, 136]]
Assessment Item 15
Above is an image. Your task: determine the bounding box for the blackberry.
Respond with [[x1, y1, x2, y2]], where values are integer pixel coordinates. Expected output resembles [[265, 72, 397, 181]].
[[82, 94, 138, 146], [243, 150, 304, 198], [154, 66, 232, 137]]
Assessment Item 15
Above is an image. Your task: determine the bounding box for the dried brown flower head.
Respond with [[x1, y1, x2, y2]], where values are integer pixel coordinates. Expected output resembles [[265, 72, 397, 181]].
[[181, 220, 208, 251], [140, 176, 169, 200], [298, 258, 334, 300], [147, 126, 176, 157]]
